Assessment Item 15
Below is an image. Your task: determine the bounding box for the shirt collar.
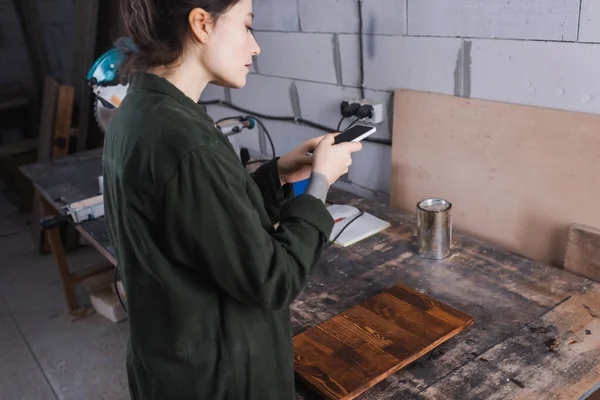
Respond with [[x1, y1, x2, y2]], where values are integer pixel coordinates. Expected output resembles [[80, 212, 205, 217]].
[[128, 72, 212, 120]]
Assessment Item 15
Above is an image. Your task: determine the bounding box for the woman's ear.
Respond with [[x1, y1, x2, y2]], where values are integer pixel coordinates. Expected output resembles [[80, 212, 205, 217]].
[[189, 8, 214, 44]]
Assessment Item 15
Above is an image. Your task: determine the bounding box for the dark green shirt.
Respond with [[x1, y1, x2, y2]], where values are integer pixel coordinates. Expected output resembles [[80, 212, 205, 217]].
[[102, 72, 334, 400]]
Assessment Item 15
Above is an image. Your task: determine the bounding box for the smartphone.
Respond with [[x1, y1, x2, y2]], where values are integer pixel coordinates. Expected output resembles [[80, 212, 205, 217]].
[[334, 124, 377, 144]]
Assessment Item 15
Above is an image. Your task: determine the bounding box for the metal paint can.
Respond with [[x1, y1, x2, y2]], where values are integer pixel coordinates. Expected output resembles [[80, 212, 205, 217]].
[[417, 198, 452, 259]]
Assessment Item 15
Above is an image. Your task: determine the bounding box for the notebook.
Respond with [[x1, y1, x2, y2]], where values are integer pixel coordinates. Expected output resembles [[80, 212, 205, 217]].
[[327, 204, 391, 247]]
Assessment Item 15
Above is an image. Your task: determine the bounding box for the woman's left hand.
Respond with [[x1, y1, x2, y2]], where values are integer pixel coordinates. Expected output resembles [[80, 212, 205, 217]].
[[277, 134, 328, 185]]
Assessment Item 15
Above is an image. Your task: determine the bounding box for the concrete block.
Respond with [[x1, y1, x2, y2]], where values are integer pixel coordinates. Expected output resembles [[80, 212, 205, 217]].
[[298, 0, 358, 33], [346, 141, 391, 196], [252, 0, 299, 31], [296, 80, 361, 128], [470, 39, 600, 115], [254, 32, 337, 84], [36, 0, 74, 23], [259, 120, 323, 157], [339, 34, 461, 94], [295, 80, 392, 140], [408, 0, 579, 41], [230, 74, 295, 116], [362, 0, 407, 36], [199, 83, 226, 101], [579, 0, 600, 43], [299, 0, 406, 35]]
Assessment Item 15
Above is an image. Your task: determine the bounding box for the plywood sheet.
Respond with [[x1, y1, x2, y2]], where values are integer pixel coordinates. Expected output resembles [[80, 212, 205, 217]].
[[293, 283, 474, 400], [390, 90, 600, 267]]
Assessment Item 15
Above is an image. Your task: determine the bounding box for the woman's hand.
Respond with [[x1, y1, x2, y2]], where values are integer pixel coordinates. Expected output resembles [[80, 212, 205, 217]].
[[277, 135, 329, 185], [311, 134, 362, 185]]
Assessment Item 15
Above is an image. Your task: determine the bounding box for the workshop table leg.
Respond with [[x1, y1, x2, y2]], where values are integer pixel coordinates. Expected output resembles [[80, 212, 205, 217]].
[[41, 196, 80, 313]]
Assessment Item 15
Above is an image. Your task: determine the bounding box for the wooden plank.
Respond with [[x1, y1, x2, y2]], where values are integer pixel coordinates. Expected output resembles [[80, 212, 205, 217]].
[[293, 283, 474, 400], [37, 77, 59, 162], [73, 0, 99, 152], [0, 138, 37, 158], [564, 223, 600, 283], [51, 85, 74, 159], [420, 287, 600, 399], [390, 89, 600, 267]]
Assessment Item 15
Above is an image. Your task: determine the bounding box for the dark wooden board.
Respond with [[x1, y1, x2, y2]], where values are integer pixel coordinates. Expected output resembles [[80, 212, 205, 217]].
[[293, 283, 474, 400], [37, 77, 59, 162], [51, 85, 74, 160]]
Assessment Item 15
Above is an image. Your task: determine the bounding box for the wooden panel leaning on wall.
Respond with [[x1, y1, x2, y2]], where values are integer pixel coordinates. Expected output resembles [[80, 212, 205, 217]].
[[390, 90, 600, 268]]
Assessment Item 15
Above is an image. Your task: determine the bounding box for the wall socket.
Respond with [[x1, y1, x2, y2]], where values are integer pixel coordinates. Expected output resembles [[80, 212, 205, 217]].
[[341, 99, 385, 124]]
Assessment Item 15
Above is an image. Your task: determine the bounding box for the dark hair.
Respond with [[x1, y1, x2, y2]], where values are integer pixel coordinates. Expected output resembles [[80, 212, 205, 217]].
[[119, 0, 240, 75]]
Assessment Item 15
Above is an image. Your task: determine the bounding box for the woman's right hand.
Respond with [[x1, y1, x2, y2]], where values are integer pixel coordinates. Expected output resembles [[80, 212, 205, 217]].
[[311, 134, 363, 185]]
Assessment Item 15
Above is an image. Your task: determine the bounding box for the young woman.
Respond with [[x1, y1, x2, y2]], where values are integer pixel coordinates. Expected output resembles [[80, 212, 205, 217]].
[[102, 0, 362, 399]]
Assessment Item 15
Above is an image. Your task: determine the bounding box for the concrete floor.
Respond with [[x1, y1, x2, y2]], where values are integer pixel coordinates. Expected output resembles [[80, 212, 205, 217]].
[[0, 190, 130, 400]]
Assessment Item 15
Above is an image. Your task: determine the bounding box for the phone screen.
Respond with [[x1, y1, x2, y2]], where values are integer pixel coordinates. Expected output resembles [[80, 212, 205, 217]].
[[334, 125, 375, 144]]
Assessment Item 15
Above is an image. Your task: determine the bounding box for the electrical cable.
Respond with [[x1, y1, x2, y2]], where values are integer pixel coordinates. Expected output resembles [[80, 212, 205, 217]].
[[245, 115, 276, 159], [357, 0, 366, 99], [215, 115, 276, 159], [199, 99, 392, 146], [345, 118, 360, 131], [114, 266, 127, 312], [326, 208, 365, 250], [336, 116, 346, 132]]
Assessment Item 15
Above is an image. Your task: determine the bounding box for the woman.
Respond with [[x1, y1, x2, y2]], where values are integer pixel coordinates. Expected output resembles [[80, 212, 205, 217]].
[[102, 0, 362, 399]]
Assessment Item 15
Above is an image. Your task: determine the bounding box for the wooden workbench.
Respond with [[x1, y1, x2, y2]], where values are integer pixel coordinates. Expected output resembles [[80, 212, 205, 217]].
[[19, 148, 600, 400]]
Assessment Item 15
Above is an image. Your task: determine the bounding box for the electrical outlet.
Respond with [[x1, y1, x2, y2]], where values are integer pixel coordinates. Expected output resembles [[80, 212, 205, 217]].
[[340, 99, 384, 124]]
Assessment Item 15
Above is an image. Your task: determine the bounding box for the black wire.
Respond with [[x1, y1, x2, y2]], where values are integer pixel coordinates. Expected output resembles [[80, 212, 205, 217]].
[[214, 115, 276, 158], [114, 266, 127, 312], [198, 99, 392, 147], [326, 209, 365, 249], [336, 116, 346, 132], [337, 117, 360, 132], [357, 0, 366, 99], [245, 116, 276, 159], [345, 118, 360, 131]]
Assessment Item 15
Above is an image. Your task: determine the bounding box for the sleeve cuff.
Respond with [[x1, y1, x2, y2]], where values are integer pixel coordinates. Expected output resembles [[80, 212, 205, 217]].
[[253, 158, 294, 203], [280, 194, 335, 239]]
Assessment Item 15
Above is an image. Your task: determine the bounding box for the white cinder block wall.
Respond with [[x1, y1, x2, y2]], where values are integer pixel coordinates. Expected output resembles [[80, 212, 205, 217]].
[[201, 0, 600, 203]]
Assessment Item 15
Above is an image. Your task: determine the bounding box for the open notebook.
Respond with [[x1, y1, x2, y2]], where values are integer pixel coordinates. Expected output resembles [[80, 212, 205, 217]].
[[327, 204, 391, 247]]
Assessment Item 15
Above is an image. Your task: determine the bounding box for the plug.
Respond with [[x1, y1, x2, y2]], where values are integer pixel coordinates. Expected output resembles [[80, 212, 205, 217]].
[[340, 101, 360, 118], [355, 104, 374, 120]]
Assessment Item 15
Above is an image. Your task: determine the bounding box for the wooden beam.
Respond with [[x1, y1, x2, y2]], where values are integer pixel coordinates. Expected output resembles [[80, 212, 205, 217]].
[[73, 0, 100, 152], [564, 223, 600, 283], [52, 85, 74, 159], [12, 0, 49, 96]]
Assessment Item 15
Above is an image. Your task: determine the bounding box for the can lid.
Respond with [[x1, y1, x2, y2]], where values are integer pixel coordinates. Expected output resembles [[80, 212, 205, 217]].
[[418, 198, 451, 212]]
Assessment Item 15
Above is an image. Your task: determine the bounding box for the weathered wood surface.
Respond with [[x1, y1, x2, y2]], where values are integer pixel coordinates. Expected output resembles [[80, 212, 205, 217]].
[[293, 283, 474, 400], [19, 148, 600, 399]]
